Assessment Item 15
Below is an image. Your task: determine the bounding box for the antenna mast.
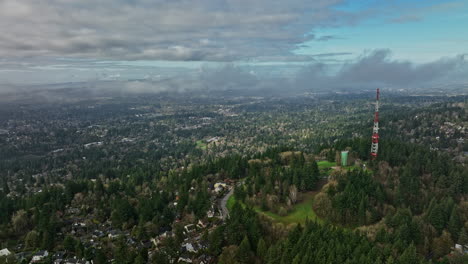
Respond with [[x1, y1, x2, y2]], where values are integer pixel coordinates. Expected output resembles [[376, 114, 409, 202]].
[[370, 88, 380, 160]]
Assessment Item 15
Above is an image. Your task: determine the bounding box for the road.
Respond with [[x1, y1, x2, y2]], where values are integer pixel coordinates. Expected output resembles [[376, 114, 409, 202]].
[[219, 188, 234, 220]]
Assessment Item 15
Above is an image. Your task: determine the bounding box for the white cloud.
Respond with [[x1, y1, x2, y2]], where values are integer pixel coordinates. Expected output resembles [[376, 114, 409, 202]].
[[0, 0, 349, 61]]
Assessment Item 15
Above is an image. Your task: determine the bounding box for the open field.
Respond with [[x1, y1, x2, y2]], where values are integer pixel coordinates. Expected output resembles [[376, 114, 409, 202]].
[[227, 192, 323, 225], [317, 160, 336, 169], [257, 192, 323, 225], [196, 140, 207, 150], [226, 195, 236, 210]]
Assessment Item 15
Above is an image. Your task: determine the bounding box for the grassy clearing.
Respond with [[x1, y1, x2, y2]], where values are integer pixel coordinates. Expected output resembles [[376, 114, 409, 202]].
[[196, 140, 207, 150], [256, 192, 323, 225], [228, 192, 323, 226], [226, 195, 236, 210], [317, 160, 336, 169], [226, 162, 334, 226]]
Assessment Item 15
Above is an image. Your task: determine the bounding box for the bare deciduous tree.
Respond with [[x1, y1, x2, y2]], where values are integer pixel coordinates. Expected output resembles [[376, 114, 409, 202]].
[[289, 185, 298, 204]]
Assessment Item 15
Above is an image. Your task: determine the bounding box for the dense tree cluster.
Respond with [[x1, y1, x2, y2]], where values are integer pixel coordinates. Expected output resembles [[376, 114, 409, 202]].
[[313, 139, 468, 262], [217, 206, 427, 264], [237, 150, 320, 215], [314, 169, 385, 226]]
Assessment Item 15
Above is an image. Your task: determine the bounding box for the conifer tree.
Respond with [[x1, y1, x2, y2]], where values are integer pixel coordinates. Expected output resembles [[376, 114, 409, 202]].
[[448, 207, 461, 241], [256, 238, 267, 260], [236, 236, 252, 264], [458, 227, 468, 248], [398, 243, 420, 264]]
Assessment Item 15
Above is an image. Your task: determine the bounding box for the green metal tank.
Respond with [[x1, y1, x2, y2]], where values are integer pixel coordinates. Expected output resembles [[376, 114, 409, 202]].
[[341, 151, 349, 166]]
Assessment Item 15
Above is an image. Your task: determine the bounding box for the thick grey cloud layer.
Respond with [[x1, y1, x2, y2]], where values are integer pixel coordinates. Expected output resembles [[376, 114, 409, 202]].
[[0, 0, 350, 61], [1, 49, 466, 97], [338, 50, 465, 85], [294, 49, 467, 91], [191, 50, 467, 93]]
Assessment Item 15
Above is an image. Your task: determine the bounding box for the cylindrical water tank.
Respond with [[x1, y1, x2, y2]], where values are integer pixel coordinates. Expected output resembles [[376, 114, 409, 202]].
[[341, 151, 349, 166]]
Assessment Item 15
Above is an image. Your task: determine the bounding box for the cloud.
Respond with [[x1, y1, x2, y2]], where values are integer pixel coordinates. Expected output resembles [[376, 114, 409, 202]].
[[1, 50, 466, 99], [294, 49, 468, 91], [199, 64, 259, 90], [118, 51, 468, 93], [338, 50, 465, 86], [0, 0, 351, 61], [316, 35, 339, 41]]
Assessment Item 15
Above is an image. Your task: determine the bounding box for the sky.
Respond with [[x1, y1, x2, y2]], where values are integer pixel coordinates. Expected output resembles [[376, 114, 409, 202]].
[[0, 0, 467, 93]]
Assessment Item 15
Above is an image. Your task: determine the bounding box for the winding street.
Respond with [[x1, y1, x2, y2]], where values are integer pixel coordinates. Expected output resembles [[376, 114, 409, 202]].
[[219, 187, 234, 220]]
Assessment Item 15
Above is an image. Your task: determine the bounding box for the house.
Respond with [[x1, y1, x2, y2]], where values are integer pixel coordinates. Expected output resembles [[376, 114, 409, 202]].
[[198, 241, 208, 251], [72, 222, 87, 235], [160, 231, 174, 238], [196, 219, 207, 229], [151, 231, 174, 246], [52, 251, 65, 261], [150, 238, 161, 247], [108, 230, 122, 239], [207, 209, 215, 218], [178, 255, 193, 263], [454, 244, 468, 254], [182, 242, 203, 254], [127, 237, 137, 246], [73, 222, 86, 228], [0, 248, 12, 257], [84, 141, 103, 148], [63, 258, 90, 264], [184, 224, 196, 234], [30, 250, 49, 263], [53, 252, 65, 258], [92, 230, 105, 238], [206, 137, 220, 143], [182, 242, 196, 253], [197, 254, 214, 264], [214, 183, 227, 194]]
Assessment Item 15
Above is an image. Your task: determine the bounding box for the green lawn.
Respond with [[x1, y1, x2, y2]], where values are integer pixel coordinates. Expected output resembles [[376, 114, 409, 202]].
[[226, 195, 236, 210], [317, 160, 336, 169], [228, 193, 323, 226], [256, 193, 323, 225], [317, 161, 362, 171], [196, 140, 207, 150]]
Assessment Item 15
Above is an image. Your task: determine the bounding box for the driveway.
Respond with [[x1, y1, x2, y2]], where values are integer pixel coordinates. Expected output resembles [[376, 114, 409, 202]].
[[219, 187, 234, 220]]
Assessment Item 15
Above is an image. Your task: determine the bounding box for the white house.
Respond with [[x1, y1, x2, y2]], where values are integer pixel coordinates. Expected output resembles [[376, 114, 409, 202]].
[[207, 205, 215, 218], [184, 224, 196, 234], [178, 256, 193, 263], [67, 259, 90, 264], [30, 250, 49, 263], [0, 248, 12, 257], [107, 230, 122, 239], [455, 244, 468, 254], [214, 182, 227, 194], [183, 242, 202, 253], [196, 219, 207, 229]]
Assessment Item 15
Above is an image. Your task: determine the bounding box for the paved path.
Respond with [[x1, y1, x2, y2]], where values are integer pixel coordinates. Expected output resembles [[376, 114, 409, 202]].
[[220, 188, 234, 220]]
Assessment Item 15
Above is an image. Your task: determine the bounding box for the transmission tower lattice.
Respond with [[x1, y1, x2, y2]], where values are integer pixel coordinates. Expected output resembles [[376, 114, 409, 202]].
[[370, 88, 380, 160]]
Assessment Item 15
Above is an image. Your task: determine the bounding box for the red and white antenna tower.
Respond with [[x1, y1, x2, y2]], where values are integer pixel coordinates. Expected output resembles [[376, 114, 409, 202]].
[[370, 88, 380, 159]]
